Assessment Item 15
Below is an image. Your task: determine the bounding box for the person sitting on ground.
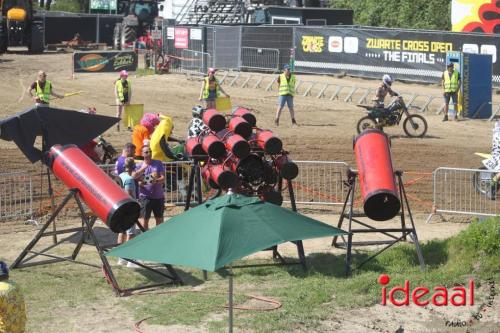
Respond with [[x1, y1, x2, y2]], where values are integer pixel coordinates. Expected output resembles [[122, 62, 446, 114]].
[[0, 261, 26, 333], [372, 74, 398, 109], [199, 68, 230, 110], [115, 142, 136, 175]]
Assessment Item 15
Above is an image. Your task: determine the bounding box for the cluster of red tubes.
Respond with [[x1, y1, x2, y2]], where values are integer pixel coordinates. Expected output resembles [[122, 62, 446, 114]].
[[185, 107, 298, 205]]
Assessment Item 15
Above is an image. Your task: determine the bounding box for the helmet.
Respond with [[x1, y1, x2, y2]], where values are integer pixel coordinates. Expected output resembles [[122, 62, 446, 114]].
[[192, 105, 205, 119], [382, 74, 393, 86], [119, 70, 128, 78]]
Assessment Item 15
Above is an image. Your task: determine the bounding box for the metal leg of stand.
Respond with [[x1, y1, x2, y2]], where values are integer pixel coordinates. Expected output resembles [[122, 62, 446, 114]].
[[345, 178, 356, 277], [396, 172, 407, 241], [399, 174, 425, 271], [184, 164, 196, 211], [195, 164, 203, 205], [71, 215, 97, 260], [332, 183, 352, 247], [46, 167, 58, 245], [287, 180, 307, 270], [73, 193, 122, 296], [11, 190, 76, 269]]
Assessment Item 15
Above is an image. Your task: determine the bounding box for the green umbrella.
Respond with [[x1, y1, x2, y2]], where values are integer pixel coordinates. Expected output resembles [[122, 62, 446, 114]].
[[106, 193, 346, 331]]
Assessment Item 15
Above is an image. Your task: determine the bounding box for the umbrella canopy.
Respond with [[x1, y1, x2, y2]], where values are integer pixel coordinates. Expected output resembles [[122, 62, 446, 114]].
[[106, 194, 347, 271], [0, 106, 119, 163]]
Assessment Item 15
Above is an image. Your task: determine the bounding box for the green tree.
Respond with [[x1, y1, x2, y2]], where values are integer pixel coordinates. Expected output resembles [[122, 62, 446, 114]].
[[331, 0, 451, 31]]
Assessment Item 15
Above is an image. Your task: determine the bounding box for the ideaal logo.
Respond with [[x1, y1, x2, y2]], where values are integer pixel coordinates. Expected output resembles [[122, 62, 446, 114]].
[[378, 274, 496, 328], [77, 54, 109, 72], [379, 274, 474, 306]]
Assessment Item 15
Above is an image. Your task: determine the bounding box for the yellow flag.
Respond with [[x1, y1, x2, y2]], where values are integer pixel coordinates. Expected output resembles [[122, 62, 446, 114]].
[[215, 96, 232, 112], [122, 104, 144, 128]]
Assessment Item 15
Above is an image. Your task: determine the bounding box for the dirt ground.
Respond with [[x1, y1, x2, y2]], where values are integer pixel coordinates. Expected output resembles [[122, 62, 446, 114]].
[[0, 52, 499, 332]]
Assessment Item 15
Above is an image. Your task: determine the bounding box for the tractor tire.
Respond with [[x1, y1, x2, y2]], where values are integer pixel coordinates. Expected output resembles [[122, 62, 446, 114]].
[[0, 20, 7, 53], [113, 23, 121, 50], [122, 24, 136, 45], [29, 22, 44, 54]]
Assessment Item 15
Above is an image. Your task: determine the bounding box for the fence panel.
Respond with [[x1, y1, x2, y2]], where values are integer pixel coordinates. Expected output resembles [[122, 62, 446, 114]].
[[240, 47, 280, 72], [181, 49, 212, 75], [283, 161, 349, 206], [0, 172, 33, 221], [430, 167, 500, 219]]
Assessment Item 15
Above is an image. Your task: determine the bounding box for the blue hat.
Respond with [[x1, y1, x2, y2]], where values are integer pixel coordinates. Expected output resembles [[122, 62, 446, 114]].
[[0, 261, 8, 277], [283, 64, 291, 70]]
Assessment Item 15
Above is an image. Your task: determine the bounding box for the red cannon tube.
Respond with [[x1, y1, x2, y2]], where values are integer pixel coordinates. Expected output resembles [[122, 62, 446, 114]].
[[185, 137, 205, 157], [203, 108, 226, 132], [274, 155, 299, 180], [216, 129, 250, 159], [228, 117, 252, 140], [202, 164, 238, 190], [233, 107, 256, 127], [354, 129, 400, 221], [254, 130, 282, 155], [201, 134, 226, 159], [47, 144, 140, 233]]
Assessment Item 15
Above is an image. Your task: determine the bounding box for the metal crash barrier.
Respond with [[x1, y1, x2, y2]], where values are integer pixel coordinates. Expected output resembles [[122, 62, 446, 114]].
[[427, 167, 500, 223], [0, 172, 33, 221]]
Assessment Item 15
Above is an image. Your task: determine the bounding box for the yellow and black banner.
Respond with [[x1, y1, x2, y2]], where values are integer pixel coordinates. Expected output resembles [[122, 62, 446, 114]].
[[294, 27, 499, 86]]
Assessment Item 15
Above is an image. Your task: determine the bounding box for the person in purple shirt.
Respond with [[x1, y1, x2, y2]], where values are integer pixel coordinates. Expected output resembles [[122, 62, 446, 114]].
[[134, 145, 165, 230], [115, 142, 136, 175]]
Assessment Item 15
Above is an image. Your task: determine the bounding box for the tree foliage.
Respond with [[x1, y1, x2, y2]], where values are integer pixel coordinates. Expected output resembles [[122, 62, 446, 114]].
[[331, 0, 451, 31]]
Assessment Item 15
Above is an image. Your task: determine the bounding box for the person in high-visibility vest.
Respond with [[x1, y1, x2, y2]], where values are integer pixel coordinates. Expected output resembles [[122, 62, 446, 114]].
[[0, 261, 26, 333], [28, 70, 64, 107], [275, 64, 297, 127], [115, 70, 132, 131], [442, 62, 461, 122], [199, 68, 230, 109]]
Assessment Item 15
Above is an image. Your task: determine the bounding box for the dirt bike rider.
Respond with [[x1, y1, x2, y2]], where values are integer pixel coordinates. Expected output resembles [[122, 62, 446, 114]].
[[483, 121, 500, 200], [188, 105, 209, 138], [372, 74, 399, 120]]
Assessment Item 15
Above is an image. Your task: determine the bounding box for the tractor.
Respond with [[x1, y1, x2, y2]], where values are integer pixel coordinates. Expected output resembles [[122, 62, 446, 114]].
[[0, 0, 44, 53], [113, 0, 162, 50]]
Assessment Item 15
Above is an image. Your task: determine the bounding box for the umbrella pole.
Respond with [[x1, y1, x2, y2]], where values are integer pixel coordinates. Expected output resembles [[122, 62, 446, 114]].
[[228, 265, 234, 333]]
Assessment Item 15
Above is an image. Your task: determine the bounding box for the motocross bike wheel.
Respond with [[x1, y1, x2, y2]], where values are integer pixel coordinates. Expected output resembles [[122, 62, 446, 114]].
[[403, 115, 428, 138], [356, 116, 379, 134], [472, 166, 496, 197]]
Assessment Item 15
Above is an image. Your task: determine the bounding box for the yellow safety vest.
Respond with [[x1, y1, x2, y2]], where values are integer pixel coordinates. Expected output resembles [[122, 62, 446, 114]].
[[115, 79, 131, 102], [202, 76, 220, 99], [443, 70, 459, 93], [278, 73, 295, 96], [35, 80, 51, 103]]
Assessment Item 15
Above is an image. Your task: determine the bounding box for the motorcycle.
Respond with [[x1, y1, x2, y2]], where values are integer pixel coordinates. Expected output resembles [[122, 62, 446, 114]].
[[356, 96, 428, 138], [472, 152, 498, 200], [95, 136, 118, 165]]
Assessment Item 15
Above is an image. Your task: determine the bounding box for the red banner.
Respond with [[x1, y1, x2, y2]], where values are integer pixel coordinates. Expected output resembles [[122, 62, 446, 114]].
[[174, 28, 189, 49]]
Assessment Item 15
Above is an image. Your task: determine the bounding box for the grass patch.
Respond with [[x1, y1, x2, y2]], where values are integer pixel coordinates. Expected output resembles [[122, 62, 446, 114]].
[[9, 217, 500, 332], [135, 68, 156, 77]]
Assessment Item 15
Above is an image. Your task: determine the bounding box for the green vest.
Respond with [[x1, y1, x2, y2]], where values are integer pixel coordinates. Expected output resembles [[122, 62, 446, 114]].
[[443, 70, 459, 93], [202, 76, 220, 99], [279, 73, 295, 96], [35, 80, 51, 103], [115, 79, 131, 102]]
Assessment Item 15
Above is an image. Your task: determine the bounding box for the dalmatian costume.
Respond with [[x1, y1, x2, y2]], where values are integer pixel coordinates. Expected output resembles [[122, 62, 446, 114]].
[[483, 122, 500, 171], [187, 118, 208, 138]]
